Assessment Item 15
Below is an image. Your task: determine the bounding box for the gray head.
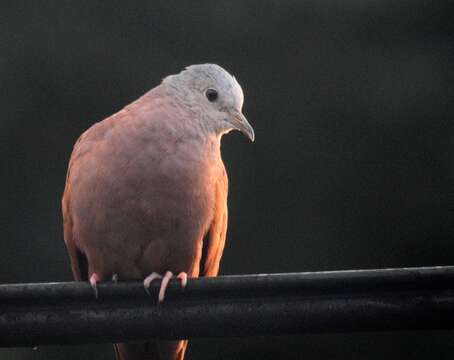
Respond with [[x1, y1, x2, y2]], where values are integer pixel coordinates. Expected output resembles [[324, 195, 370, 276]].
[[162, 64, 254, 141]]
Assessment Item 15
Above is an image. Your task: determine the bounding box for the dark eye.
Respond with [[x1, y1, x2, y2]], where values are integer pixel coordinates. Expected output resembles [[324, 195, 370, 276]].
[[205, 88, 218, 102]]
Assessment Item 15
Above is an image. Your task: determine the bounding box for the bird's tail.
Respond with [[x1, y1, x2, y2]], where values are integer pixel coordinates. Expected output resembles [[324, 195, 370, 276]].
[[114, 340, 188, 360]]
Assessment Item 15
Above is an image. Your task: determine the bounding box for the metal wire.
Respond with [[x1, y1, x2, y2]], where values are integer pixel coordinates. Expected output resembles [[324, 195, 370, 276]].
[[1, 266, 454, 347]]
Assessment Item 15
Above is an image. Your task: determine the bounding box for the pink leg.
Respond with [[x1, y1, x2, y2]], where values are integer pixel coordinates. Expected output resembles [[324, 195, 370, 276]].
[[89, 273, 101, 299]]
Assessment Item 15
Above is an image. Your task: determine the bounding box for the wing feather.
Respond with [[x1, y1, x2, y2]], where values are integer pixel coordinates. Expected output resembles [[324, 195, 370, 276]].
[[201, 169, 228, 277]]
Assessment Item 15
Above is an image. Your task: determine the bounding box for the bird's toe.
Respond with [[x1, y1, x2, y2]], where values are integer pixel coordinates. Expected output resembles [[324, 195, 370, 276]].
[[89, 273, 101, 299], [143, 271, 185, 303], [177, 272, 188, 288], [158, 271, 174, 303], [143, 272, 163, 297]]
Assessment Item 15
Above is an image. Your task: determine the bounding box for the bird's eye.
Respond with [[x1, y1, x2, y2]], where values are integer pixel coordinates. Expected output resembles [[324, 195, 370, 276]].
[[205, 88, 218, 102]]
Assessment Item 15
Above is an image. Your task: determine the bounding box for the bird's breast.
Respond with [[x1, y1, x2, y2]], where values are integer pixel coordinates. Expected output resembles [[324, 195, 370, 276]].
[[67, 115, 225, 276]]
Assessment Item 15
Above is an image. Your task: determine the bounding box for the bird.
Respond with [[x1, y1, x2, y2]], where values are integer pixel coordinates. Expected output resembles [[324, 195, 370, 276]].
[[61, 64, 254, 360]]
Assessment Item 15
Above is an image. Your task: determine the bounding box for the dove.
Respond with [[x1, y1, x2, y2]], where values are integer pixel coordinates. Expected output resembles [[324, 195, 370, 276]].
[[62, 64, 254, 360]]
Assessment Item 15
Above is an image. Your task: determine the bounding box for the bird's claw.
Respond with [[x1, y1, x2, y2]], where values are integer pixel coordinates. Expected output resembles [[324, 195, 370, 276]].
[[158, 271, 174, 303], [143, 271, 188, 303], [143, 272, 163, 297], [89, 273, 101, 299], [176, 272, 188, 288]]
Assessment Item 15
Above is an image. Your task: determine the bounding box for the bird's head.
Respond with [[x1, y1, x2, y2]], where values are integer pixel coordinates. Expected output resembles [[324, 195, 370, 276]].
[[162, 64, 255, 142]]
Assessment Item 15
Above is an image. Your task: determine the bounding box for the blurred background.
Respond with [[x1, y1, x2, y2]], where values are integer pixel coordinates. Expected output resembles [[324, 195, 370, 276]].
[[1, 1, 454, 359]]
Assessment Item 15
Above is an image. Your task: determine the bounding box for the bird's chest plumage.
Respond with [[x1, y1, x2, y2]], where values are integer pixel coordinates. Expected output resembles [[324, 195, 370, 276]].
[[69, 121, 224, 277], [137, 139, 220, 231]]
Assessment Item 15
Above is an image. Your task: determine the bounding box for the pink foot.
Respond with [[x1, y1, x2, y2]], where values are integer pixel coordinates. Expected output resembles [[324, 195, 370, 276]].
[[89, 273, 101, 299], [143, 271, 188, 303]]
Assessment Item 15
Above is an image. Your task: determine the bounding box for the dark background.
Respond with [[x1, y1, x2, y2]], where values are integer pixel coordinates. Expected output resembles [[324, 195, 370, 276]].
[[1, 1, 454, 359]]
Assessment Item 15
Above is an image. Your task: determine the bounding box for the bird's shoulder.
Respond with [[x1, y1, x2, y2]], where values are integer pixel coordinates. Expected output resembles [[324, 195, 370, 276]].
[[66, 92, 164, 163], [64, 87, 223, 192]]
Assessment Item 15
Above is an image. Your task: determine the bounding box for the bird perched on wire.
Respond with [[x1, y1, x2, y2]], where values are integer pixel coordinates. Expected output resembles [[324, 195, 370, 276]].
[[62, 64, 254, 360]]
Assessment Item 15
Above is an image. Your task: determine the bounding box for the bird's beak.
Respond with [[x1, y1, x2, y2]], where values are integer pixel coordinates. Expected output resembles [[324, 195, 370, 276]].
[[229, 110, 255, 142]]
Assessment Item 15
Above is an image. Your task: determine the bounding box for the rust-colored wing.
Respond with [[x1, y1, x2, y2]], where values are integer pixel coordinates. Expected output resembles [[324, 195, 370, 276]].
[[61, 130, 91, 281], [200, 167, 228, 277]]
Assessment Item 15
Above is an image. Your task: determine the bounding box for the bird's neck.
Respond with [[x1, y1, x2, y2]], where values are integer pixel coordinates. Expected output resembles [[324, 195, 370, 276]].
[[132, 86, 223, 157], [160, 84, 225, 145]]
